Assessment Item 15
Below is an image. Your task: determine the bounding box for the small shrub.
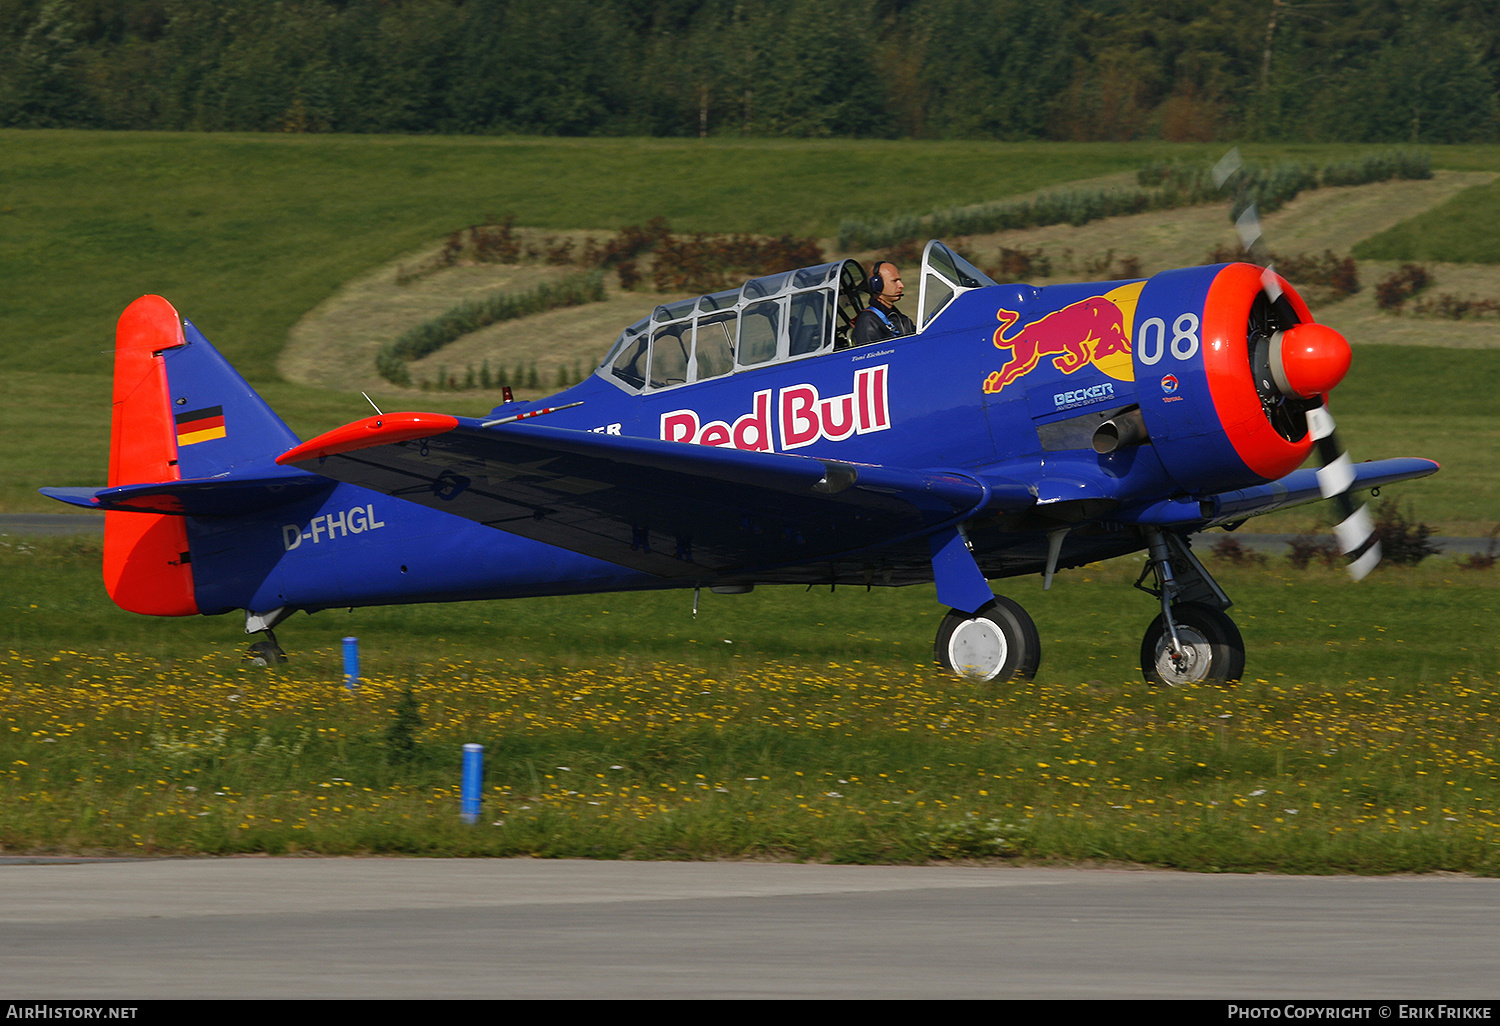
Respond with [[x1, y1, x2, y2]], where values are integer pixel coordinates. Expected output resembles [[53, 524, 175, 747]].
[[469, 218, 522, 263], [880, 238, 923, 267], [589, 216, 672, 269], [1079, 249, 1143, 281], [1375, 264, 1432, 310], [650, 230, 823, 293], [1211, 536, 1267, 566], [1457, 527, 1499, 571], [1372, 499, 1441, 566], [1229, 160, 1319, 223], [1288, 533, 1340, 570], [1321, 150, 1432, 187], [1411, 293, 1500, 319], [384, 686, 423, 765], [1205, 246, 1359, 296], [1274, 251, 1359, 296], [1286, 502, 1440, 570], [984, 246, 1051, 282], [616, 259, 641, 291]]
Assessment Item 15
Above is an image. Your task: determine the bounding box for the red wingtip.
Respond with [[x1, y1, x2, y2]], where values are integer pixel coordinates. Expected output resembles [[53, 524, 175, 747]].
[[277, 412, 461, 465]]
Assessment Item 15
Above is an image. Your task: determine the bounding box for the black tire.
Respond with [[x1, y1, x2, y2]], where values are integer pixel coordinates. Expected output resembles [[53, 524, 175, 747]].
[[1140, 602, 1244, 686], [934, 596, 1041, 683], [247, 639, 287, 667]]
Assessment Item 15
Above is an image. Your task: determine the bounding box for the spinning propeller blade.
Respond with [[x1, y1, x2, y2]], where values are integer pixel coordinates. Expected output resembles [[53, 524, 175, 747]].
[[1221, 155, 1378, 580], [1308, 404, 1382, 580]]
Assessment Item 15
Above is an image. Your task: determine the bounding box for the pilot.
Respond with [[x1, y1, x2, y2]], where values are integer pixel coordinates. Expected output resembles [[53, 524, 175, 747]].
[[850, 260, 915, 347]]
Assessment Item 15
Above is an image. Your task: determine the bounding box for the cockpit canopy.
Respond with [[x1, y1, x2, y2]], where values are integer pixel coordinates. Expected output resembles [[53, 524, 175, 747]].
[[915, 239, 997, 330], [597, 241, 997, 394]]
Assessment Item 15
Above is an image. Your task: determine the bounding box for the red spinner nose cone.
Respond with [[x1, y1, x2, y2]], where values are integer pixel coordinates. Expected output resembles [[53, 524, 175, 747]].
[[1275, 322, 1352, 398]]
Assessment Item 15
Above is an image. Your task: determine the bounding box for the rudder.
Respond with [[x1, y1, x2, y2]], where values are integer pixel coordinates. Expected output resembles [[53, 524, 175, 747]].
[[105, 295, 197, 615]]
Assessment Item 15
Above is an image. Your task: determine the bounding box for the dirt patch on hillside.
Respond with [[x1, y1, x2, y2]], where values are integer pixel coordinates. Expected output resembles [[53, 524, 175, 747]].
[[282, 171, 1500, 398], [937, 170, 1495, 283], [1319, 260, 1500, 348], [408, 288, 698, 391], [278, 244, 578, 394], [928, 169, 1500, 350], [279, 229, 619, 396]]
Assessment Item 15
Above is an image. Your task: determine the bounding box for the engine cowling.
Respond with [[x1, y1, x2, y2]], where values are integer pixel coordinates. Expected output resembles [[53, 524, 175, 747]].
[[1133, 263, 1349, 495]]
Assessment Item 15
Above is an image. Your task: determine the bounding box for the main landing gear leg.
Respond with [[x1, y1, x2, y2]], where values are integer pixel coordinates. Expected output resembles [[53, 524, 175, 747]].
[[1136, 529, 1244, 686], [934, 595, 1042, 684]]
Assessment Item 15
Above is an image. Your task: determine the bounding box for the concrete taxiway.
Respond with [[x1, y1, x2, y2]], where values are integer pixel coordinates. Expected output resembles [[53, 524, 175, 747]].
[[2, 858, 1498, 999]]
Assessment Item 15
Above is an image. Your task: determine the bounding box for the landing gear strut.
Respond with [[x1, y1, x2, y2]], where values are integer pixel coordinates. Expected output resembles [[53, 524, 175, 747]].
[[1136, 529, 1244, 686], [934, 595, 1041, 683]]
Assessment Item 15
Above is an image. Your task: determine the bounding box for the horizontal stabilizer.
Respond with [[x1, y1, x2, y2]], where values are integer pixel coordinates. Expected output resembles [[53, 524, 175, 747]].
[[39, 487, 106, 511], [278, 413, 996, 577], [41, 469, 331, 517]]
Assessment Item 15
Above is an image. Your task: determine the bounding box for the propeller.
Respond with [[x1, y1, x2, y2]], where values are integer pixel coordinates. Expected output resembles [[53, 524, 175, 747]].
[[1214, 150, 1380, 580]]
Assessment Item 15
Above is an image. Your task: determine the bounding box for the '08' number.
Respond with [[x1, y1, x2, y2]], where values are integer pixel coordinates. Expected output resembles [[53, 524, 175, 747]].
[[1137, 313, 1200, 365]]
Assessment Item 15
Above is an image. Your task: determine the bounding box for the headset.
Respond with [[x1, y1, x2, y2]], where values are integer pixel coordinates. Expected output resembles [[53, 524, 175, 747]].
[[867, 260, 890, 298]]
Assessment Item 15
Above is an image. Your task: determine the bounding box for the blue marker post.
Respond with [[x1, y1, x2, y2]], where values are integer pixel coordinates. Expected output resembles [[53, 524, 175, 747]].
[[461, 743, 484, 824], [342, 637, 359, 690]]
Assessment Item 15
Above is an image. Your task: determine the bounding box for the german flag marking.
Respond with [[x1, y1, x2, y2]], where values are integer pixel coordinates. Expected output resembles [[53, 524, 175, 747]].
[[175, 406, 225, 446]]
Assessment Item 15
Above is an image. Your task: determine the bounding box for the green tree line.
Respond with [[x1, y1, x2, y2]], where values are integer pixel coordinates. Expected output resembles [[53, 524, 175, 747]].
[[2, 0, 1496, 142]]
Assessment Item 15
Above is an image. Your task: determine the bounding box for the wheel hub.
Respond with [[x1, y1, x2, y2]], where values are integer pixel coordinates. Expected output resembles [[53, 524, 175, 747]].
[[1153, 625, 1212, 685], [948, 616, 1009, 682]]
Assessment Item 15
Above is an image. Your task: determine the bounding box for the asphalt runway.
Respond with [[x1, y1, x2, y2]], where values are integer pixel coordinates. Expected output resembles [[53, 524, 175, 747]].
[[2, 858, 1499, 999]]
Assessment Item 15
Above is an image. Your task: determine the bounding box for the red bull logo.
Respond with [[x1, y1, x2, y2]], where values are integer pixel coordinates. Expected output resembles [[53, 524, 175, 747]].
[[661, 365, 890, 452], [983, 285, 1142, 395]]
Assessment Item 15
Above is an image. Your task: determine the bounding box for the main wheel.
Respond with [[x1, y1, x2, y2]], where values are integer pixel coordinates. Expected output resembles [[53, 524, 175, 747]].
[[934, 596, 1041, 683], [1140, 602, 1244, 686]]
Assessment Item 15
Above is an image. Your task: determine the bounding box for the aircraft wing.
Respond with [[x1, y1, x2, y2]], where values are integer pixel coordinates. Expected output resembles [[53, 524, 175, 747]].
[[1125, 457, 1441, 528], [277, 413, 1034, 579]]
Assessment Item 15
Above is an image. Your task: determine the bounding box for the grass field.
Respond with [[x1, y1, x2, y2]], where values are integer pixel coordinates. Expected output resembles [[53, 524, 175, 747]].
[[6, 133, 1499, 380], [3, 536, 1497, 869], [2, 131, 1202, 380], [4, 132, 1500, 867], [1357, 176, 1500, 264]]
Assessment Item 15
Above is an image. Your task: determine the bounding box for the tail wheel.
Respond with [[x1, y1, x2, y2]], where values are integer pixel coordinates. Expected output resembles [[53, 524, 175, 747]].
[[247, 636, 287, 667], [1140, 602, 1244, 686], [935, 596, 1041, 683]]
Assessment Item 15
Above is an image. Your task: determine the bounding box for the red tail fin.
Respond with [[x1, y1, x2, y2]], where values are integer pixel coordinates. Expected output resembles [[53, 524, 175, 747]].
[[104, 296, 198, 616]]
